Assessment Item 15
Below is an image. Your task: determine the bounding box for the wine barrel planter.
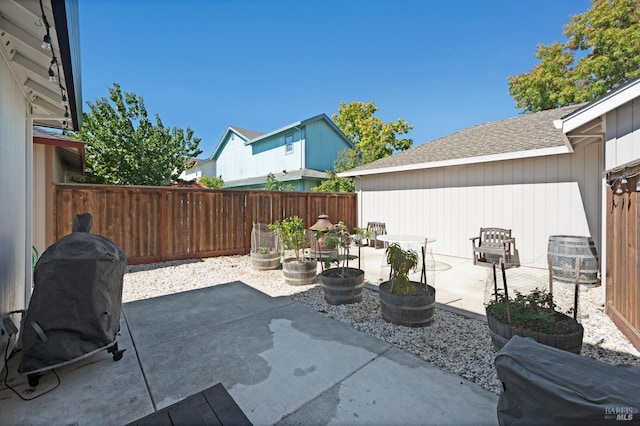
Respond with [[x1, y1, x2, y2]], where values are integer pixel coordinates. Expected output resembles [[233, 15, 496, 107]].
[[379, 281, 436, 327], [548, 235, 599, 285], [486, 309, 584, 354], [250, 251, 281, 270], [282, 258, 317, 286], [319, 267, 364, 305]]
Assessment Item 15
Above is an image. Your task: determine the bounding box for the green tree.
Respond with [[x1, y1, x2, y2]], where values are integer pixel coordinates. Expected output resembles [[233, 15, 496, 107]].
[[78, 83, 202, 185], [311, 170, 355, 193], [199, 175, 224, 188], [265, 172, 293, 191], [332, 101, 413, 167], [509, 0, 640, 113], [313, 101, 413, 193]]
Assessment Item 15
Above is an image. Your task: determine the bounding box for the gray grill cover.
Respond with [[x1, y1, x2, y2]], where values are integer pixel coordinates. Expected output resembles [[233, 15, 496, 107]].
[[19, 213, 126, 375], [495, 335, 640, 425]]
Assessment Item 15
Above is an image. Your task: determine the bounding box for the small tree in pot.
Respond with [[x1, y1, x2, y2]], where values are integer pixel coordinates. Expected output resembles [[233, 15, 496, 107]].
[[317, 222, 369, 305], [268, 216, 316, 286], [379, 243, 436, 327]]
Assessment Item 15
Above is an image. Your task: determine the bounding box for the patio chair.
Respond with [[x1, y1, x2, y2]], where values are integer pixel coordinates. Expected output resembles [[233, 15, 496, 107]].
[[470, 227, 520, 268], [366, 222, 387, 249]]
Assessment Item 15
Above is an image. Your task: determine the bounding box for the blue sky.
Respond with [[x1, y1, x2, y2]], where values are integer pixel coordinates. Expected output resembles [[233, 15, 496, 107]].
[[78, 0, 592, 157]]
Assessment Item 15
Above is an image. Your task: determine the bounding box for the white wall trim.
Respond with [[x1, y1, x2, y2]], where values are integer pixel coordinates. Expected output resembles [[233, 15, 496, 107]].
[[559, 80, 640, 133], [340, 146, 571, 177]]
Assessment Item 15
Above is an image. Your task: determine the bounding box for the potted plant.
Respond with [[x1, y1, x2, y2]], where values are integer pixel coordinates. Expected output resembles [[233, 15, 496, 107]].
[[250, 223, 281, 270], [268, 216, 317, 286], [485, 286, 584, 354], [316, 222, 369, 305], [379, 243, 436, 327]]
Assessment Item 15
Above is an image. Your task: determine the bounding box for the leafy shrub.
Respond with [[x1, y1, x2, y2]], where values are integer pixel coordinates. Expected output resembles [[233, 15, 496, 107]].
[[486, 288, 567, 333]]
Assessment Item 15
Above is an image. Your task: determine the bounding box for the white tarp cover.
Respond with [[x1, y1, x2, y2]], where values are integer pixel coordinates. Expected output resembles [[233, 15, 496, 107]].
[[18, 214, 126, 375], [495, 335, 640, 425]]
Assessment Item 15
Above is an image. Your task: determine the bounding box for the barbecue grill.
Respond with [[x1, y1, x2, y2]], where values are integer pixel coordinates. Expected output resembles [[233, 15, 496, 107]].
[[18, 213, 127, 386]]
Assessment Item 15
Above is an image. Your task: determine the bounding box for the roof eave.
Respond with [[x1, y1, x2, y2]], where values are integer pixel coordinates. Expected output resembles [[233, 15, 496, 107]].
[[245, 114, 353, 148], [211, 127, 250, 160], [338, 146, 571, 177], [51, 0, 82, 131], [558, 78, 640, 134]]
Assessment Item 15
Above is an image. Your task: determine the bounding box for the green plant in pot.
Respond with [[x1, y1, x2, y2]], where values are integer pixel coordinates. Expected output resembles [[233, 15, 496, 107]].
[[316, 222, 369, 305], [268, 216, 316, 286], [485, 285, 584, 354], [379, 243, 436, 327]]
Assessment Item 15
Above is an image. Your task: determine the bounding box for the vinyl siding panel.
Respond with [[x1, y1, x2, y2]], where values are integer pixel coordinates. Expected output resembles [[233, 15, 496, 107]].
[[216, 133, 254, 182], [216, 131, 304, 182], [605, 99, 640, 170], [356, 144, 602, 268], [0, 56, 28, 366], [305, 120, 350, 171]]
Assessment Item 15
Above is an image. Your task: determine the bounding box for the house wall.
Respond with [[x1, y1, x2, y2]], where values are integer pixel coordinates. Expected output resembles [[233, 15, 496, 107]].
[[33, 144, 71, 252], [356, 142, 603, 268], [305, 120, 350, 172], [33, 144, 47, 256], [604, 98, 640, 170], [0, 56, 28, 365], [179, 159, 216, 182], [217, 130, 304, 182]]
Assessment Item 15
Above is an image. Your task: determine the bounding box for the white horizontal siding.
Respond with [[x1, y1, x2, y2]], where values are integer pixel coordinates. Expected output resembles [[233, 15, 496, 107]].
[[357, 143, 602, 268]]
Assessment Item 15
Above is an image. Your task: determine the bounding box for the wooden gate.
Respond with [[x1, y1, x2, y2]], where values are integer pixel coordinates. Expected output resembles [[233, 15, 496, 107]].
[[606, 182, 640, 351]]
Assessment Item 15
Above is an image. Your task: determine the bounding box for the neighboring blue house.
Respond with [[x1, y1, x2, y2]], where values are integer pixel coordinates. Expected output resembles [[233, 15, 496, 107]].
[[184, 114, 353, 191]]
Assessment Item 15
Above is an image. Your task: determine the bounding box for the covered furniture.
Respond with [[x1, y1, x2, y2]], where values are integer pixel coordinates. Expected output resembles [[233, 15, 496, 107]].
[[495, 336, 640, 425], [470, 227, 519, 268], [366, 222, 387, 249], [19, 213, 127, 384]]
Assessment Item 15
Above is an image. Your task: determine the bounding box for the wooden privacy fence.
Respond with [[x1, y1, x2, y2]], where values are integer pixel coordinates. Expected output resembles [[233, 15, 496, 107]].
[[54, 184, 357, 265], [606, 184, 640, 351]]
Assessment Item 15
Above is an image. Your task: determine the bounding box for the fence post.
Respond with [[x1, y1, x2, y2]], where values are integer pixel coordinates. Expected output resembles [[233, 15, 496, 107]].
[[161, 187, 168, 262], [244, 191, 252, 254]]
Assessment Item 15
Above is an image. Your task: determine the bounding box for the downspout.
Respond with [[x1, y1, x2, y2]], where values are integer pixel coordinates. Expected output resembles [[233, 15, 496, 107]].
[[355, 175, 363, 228], [294, 126, 305, 190], [25, 116, 33, 308]]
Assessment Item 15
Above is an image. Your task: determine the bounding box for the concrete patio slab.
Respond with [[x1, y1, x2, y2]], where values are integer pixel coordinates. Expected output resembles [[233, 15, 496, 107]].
[[1, 280, 499, 426], [0, 312, 151, 426], [279, 347, 498, 425]]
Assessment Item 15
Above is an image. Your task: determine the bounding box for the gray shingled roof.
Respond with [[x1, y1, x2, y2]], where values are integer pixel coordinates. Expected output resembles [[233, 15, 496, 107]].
[[345, 104, 586, 174], [230, 126, 265, 141]]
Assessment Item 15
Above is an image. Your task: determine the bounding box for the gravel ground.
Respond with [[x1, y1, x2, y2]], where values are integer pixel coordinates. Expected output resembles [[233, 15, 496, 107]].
[[124, 254, 640, 395]]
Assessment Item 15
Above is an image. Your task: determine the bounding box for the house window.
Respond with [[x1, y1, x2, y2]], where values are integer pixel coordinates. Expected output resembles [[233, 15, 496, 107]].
[[285, 134, 293, 154]]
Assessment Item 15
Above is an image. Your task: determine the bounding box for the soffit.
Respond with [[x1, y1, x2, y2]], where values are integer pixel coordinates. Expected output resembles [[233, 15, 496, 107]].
[[0, 0, 80, 130]]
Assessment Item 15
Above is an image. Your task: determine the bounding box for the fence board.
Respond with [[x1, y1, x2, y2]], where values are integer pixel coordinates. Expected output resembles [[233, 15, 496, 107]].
[[53, 184, 356, 265]]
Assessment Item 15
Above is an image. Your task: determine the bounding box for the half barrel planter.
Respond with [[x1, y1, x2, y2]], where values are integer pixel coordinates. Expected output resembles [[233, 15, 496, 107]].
[[486, 309, 584, 354], [319, 267, 365, 305], [548, 235, 599, 286], [250, 251, 281, 270], [282, 258, 317, 286], [379, 281, 436, 327]]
